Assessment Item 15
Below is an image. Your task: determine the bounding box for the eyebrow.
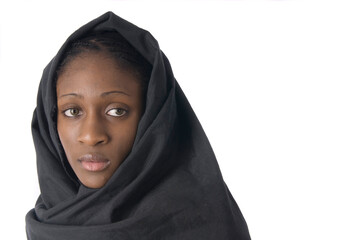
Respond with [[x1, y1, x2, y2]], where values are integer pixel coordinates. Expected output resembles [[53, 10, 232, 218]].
[[59, 90, 130, 99], [101, 90, 130, 97]]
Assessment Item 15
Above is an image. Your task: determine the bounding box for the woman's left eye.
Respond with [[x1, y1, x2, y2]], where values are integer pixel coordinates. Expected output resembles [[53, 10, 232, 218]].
[[106, 108, 127, 117]]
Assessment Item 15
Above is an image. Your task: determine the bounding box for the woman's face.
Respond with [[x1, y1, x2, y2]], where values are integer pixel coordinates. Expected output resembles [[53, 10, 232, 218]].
[[56, 52, 144, 189]]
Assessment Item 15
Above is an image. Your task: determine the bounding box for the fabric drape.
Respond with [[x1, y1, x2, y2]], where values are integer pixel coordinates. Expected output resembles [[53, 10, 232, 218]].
[[25, 11, 251, 240]]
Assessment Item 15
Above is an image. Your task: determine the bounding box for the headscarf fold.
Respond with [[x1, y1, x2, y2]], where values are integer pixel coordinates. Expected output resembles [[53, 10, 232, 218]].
[[26, 11, 251, 240]]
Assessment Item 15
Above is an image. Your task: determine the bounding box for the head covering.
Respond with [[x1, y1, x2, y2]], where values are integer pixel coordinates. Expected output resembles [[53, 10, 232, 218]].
[[25, 11, 251, 240]]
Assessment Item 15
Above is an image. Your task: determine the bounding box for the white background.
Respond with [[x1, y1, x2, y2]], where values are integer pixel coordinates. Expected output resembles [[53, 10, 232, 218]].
[[0, 0, 358, 239]]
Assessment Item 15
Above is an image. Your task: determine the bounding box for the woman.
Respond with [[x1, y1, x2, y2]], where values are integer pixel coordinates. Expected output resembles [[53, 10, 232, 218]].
[[25, 11, 251, 240]]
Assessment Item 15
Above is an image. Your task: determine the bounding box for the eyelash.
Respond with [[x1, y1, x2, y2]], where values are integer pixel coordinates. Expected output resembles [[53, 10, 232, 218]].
[[62, 107, 128, 118]]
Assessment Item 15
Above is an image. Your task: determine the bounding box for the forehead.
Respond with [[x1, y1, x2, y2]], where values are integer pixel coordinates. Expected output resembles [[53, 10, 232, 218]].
[[56, 52, 142, 96]]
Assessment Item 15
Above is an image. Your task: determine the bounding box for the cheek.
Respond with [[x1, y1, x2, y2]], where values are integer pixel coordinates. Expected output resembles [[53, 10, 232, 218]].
[[57, 119, 78, 153], [112, 119, 139, 151]]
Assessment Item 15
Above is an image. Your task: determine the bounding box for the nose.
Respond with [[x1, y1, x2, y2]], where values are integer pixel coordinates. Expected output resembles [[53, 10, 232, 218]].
[[77, 113, 109, 146]]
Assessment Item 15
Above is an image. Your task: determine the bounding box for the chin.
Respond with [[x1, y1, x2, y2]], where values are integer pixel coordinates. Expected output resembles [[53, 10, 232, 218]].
[[79, 175, 109, 189]]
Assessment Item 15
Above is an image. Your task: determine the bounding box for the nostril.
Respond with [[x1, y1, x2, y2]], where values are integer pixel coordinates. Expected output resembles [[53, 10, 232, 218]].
[[96, 139, 106, 145], [77, 132, 109, 146]]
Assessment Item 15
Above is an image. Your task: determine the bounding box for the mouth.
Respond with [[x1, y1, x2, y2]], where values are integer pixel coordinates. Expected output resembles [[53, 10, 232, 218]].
[[78, 153, 110, 172]]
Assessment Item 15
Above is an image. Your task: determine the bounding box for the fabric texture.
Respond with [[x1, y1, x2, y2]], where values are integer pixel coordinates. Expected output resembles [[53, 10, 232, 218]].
[[25, 11, 251, 240]]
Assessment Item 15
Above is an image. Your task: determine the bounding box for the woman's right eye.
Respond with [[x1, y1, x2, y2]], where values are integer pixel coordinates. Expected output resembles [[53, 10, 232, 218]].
[[63, 108, 82, 117]]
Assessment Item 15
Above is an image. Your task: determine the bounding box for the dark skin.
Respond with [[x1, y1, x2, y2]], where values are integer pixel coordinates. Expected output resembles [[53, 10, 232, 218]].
[[56, 52, 144, 189]]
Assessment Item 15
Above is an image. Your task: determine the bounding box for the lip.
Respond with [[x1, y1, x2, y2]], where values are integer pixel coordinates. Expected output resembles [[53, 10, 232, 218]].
[[78, 153, 110, 172]]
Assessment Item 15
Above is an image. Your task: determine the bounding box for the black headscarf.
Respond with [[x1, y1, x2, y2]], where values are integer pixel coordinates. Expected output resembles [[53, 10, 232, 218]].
[[25, 11, 251, 240]]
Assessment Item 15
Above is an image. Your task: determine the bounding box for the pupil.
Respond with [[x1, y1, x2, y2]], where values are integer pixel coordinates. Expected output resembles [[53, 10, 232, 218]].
[[119, 109, 125, 116]]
